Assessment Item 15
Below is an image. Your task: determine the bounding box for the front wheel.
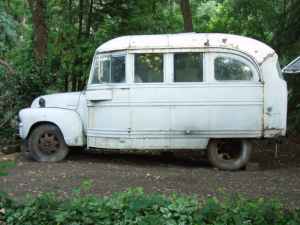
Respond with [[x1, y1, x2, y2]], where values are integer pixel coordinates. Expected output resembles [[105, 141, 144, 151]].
[[207, 139, 252, 171], [28, 124, 70, 162]]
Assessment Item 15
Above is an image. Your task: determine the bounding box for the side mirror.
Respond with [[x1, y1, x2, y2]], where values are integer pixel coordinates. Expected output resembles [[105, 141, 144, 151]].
[[282, 56, 300, 75]]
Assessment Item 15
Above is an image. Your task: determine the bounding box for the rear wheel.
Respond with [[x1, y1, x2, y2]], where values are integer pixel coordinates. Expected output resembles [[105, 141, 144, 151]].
[[28, 124, 69, 162], [207, 139, 252, 171]]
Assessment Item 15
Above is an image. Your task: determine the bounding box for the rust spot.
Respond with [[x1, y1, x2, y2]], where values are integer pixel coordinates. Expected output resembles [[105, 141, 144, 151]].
[[262, 52, 275, 63], [267, 107, 272, 113], [204, 39, 210, 47]]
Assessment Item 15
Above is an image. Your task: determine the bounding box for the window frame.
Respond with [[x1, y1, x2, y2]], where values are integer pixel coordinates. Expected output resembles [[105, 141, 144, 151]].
[[88, 49, 261, 88], [209, 52, 260, 82], [128, 49, 260, 85], [88, 52, 127, 86]]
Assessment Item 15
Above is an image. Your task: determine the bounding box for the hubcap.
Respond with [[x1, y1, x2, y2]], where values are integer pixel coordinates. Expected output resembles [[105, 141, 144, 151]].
[[38, 132, 60, 155], [216, 141, 242, 161]]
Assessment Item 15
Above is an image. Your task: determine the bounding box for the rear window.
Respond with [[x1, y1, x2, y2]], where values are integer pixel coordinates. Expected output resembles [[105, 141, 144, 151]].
[[215, 57, 253, 81]]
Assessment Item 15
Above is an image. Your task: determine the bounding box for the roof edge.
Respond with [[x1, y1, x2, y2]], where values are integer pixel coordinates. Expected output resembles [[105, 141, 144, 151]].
[[96, 33, 276, 64]]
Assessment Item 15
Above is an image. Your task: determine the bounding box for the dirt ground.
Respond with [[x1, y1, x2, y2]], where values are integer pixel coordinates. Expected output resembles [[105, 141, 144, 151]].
[[1, 141, 300, 208]]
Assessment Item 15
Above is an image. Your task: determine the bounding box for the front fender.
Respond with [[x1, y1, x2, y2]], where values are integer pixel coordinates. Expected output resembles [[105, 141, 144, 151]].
[[19, 108, 85, 146]]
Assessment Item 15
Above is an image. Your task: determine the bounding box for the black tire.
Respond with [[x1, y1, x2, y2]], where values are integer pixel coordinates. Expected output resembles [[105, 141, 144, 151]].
[[207, 139, 252, 171], [28, 124, 69, 162]]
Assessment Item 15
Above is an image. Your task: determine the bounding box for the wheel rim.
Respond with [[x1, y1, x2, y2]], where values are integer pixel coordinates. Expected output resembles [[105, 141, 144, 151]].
[[216, 140, 243, 161], [38, 132, 60, 155]]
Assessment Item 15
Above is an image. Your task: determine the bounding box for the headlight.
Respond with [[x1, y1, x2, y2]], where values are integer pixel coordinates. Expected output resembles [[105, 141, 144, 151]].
[[39, 97, 46, 108]]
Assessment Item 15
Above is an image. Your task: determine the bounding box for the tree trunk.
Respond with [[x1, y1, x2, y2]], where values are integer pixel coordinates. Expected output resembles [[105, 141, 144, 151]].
[[27, 0, 48, 64], [64, 73, 69, 92], [71, 0, 84, 91], [86, 0, 93, 37], [179, 0, 193, 32], [78, 0, 83, 40], [71, 74, 77, 91]]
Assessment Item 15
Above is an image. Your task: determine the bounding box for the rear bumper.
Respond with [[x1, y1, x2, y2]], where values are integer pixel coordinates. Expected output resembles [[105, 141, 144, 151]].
[[264, 128, 286, 138]]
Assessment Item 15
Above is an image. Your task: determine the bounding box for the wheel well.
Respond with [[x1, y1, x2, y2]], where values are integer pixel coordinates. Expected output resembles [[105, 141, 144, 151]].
[[27, 121, 64, 140]]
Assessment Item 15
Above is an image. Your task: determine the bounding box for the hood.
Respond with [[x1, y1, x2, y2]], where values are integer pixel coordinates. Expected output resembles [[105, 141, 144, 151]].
[[31, 92, 82, 110]]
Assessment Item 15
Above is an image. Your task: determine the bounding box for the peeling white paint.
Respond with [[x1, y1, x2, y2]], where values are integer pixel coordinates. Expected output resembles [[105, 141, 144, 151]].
[[18, 33, 287, 150]]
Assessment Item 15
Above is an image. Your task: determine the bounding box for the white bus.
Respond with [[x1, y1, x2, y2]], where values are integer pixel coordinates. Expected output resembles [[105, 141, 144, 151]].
[[18, 33, 287, 170]]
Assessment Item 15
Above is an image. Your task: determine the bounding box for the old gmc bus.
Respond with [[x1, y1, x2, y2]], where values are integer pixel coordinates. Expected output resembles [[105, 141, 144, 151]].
[[18, 33, 287, 170]]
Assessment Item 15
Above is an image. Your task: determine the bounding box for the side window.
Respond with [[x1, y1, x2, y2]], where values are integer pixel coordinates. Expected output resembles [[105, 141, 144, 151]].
[[91, 56, 101, 84], [135, 53, 163, 83], [174, 53, 203, 82], [91, 55, 125, 84], [100, 57, 110, 83], [111, 56, 125, 83], [214, 56, 253, 81]]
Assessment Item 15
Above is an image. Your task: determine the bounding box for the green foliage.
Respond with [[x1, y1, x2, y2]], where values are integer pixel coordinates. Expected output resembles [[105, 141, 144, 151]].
[[0, 161, 15, 176], [201, 0, 276, 44], [0, 188, 299, 225], [0, 2, 17, 56], [0, 46, 52, 140]]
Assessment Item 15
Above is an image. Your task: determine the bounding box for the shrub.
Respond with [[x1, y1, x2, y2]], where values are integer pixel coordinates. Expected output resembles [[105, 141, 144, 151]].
[[0, 188, 299, 225], [0, 161, 15, 176]]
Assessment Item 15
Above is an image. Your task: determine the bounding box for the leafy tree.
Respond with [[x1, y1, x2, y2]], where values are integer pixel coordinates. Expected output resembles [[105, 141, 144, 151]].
[[0, 1, 17, 75]]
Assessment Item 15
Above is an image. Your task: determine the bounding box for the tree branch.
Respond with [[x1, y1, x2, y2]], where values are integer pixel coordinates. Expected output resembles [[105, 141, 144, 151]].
[[0, 58, 16, 75]]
